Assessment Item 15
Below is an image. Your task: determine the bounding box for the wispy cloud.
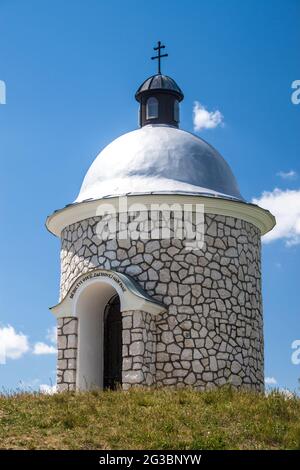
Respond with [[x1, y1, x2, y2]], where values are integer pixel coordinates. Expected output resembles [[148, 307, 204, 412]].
[[277, 170, 297, 180], [46, 326, 57, 346], [33, 342, 56, 355], [17, 379, 56, 394], [265, 377, 277, 385], [193, 101, 224, 131], [33, 326, 57, 355], [264, 378, 294, 398], [39, 384, 57, 394], [279, 389, 294, 399], [0, 325, 29, 364], [18, 378, 40, 391], [252, 188, 300, 246]]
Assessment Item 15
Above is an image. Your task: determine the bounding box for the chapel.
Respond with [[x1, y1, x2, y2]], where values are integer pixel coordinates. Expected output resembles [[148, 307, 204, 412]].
[[46, 42, 275, 392]]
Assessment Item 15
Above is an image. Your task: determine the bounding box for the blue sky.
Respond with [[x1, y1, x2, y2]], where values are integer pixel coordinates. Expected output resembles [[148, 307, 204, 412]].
[[0, 0, 299, 393]]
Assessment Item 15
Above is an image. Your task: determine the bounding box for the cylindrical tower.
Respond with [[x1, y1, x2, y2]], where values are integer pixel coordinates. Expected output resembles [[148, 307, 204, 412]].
[[46, 49, 275, 393]]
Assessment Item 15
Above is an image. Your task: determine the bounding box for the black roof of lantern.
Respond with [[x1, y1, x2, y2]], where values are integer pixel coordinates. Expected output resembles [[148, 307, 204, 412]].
[[135, 74, 184, 102]]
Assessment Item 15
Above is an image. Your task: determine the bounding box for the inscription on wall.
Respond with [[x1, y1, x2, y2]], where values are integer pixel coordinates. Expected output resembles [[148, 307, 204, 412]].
[[69, 269, 126, 299]]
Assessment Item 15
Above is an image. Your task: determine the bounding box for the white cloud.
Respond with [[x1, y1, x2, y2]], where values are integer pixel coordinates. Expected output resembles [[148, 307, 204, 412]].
[[0, 323, 58, 364], [265, 377, 277, 385], [40, 384, 57, 394], [33, 342, 56, 355], [17, 379, 57, 394], [279, 388, 294, 399], [277, 170, 297, 180], [252, 188, 300, 246], [33, 325, 57, 355], [193, 101, 224, 131], [18, 378, 40, 391], [0, 325, 29, 364], [46, 326, 57, 345]]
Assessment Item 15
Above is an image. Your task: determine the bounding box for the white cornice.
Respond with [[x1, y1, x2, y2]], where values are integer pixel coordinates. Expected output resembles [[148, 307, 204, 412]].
[[46, 194, 276, 238]]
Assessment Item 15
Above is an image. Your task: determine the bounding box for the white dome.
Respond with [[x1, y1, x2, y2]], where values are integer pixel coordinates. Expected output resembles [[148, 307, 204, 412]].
[[75, 125, 243, 203]]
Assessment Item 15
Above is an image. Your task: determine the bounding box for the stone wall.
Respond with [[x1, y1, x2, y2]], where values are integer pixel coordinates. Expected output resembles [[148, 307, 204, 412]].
[[57, 317, 78, 392], [122, 310, 156, 389], [59, 212, 263, 391]]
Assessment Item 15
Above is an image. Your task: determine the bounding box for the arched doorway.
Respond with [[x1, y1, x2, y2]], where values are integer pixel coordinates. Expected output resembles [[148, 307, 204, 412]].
[[52, 268, 166, 392], [75, 281, 120, 391], [103, 295, 122, 389]]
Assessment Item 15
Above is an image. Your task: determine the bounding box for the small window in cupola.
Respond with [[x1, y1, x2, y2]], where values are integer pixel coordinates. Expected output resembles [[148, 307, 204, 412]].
[[146, 97, 159, 119]]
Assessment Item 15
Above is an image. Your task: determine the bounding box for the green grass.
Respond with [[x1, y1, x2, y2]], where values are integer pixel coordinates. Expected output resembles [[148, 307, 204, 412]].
[[0, 387, 299, 449]]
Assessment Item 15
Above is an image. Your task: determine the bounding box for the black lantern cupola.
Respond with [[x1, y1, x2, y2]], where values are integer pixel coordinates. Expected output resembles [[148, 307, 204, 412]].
[[135, 42, 184, 128]]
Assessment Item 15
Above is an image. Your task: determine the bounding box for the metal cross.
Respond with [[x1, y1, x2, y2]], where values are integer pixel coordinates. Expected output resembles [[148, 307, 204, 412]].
[[151, 41, 168, 74]]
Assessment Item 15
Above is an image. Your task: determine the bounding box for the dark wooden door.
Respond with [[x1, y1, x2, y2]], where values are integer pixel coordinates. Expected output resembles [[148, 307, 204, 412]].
[[103, 295, 122, 390]]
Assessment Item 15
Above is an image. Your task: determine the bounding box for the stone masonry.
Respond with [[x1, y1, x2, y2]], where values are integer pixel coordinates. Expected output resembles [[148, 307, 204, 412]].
[[57, 212, 263, 391], [57, 317, 78, 391], [122, 310, 156, 390]]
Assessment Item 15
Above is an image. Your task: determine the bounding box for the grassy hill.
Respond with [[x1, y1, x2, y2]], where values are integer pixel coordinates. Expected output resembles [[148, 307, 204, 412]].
[[0, 387, 299, 450]]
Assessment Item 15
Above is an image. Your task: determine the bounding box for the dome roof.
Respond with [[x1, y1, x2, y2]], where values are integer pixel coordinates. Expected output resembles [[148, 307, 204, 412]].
[[75, 125, 243, 203], [135, 74, 184, 101]]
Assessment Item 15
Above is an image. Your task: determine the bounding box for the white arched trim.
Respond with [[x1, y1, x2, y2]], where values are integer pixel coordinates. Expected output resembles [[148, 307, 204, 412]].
[[46, 194, 276, 238], [50, 268, 166, 318]]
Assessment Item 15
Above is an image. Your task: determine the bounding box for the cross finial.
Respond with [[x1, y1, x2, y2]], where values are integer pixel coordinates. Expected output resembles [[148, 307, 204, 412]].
[[151, 41, 168, 75]]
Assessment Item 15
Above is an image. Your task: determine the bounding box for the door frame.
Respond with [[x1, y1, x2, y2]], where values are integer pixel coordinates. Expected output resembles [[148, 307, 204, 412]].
[[103, 294, 122, 389]]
